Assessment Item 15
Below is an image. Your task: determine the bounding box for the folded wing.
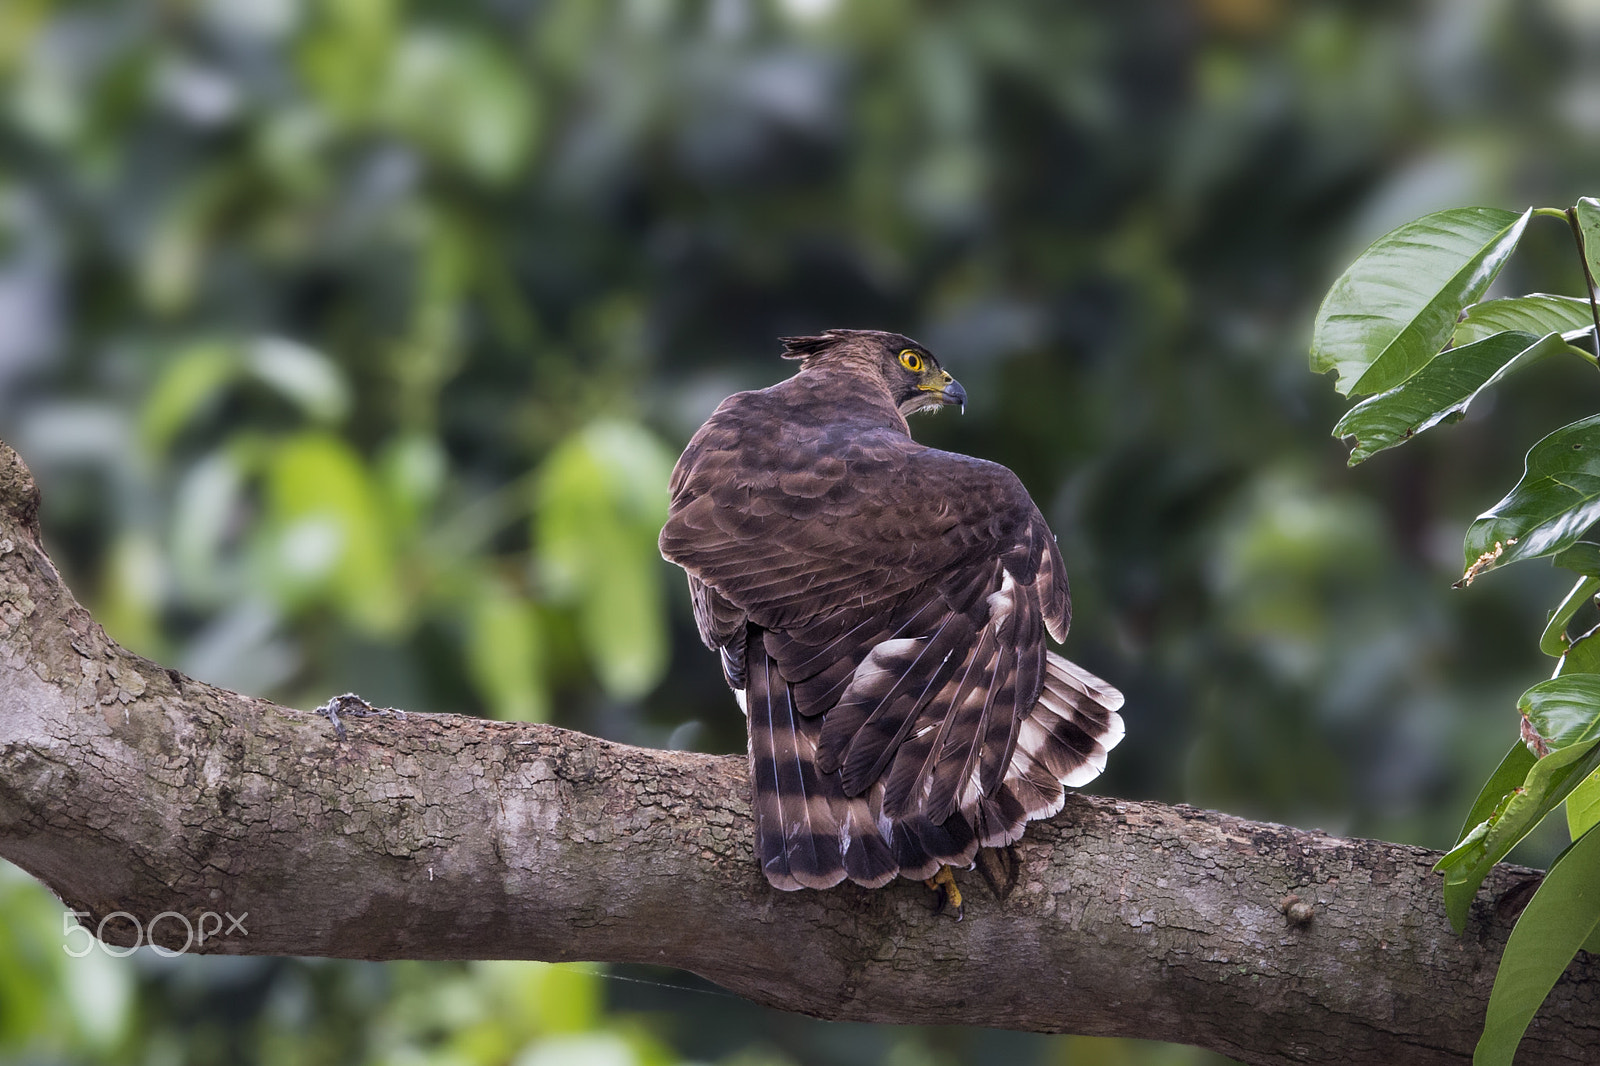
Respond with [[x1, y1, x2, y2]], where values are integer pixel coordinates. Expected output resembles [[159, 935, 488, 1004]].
[[661, 405, 1121, 889]]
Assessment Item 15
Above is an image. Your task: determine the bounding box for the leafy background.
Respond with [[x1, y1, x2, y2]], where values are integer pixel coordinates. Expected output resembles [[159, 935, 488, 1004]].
[[2, 0, 1599, 1063]]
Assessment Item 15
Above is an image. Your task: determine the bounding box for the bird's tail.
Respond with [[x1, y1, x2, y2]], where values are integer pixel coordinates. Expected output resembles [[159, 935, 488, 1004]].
[[969, 651, 1125, 848], [747, 640, 1123, 890], [747, 639, 900, 890]]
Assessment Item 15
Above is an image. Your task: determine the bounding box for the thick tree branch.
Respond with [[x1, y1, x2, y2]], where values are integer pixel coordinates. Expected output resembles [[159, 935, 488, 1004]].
[[0, 441, 1593, 1066]]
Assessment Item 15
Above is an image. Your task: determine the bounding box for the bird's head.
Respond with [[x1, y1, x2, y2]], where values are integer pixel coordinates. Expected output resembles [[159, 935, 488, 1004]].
[[779, 329, 967, 417]]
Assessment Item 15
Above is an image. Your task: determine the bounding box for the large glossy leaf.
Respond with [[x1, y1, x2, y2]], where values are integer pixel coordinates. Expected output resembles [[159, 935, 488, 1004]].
[[1333, 331, 1560, 465], [1549, 650, 1600, 837], [1544, 634, 1600, 844], [1474, 825, 1600, 1066], [1437, 736, 1600, 932], [1520, 674, 1600, 751], [1552, 540, 1600, 576], [1461, 415, 1600, 584], [1311, 207, 1530, 396], [1454, 294, 1597, 347]]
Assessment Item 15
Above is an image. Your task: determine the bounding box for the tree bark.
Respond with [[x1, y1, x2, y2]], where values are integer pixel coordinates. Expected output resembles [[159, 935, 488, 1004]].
[[0, 441, 1593, 1066]]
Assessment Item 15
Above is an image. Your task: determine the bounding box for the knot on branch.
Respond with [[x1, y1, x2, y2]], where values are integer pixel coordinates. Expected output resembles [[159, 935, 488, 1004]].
[[0, 441, 41, 541]]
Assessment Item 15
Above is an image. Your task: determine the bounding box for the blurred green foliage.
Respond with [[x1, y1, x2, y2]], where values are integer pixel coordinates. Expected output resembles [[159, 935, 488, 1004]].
[[1, 0, 1599, 1063]]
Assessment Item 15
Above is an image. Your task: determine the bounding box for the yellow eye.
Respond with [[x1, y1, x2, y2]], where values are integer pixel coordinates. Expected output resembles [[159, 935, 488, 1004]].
[[898, 349, 924, 373]]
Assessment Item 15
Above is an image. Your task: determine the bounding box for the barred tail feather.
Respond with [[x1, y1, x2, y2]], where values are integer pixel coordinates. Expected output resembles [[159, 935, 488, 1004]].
[[840, 783, 898, 888], [975, 650, 1125, 849], [748, 642, 897, 890], [893, 811, 978, 882]]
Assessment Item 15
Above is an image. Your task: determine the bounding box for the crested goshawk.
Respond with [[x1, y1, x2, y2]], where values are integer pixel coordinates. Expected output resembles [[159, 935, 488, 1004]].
[[659, 329, 1124, 904]]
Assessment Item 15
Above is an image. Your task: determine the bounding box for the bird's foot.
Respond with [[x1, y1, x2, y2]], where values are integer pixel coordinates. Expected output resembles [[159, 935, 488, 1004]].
[[924, 865, 964, 921], [314, 692, 404, 740], [975, 845, 1020, 902]]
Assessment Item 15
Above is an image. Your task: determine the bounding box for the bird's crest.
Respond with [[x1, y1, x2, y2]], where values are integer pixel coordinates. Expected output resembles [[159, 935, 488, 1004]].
[[779, 329, 920, 366], [779, 331, 850, 362]]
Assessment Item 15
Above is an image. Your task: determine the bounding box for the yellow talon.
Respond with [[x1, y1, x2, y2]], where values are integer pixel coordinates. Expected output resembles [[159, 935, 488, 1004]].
[[924, 865, 964, 921]]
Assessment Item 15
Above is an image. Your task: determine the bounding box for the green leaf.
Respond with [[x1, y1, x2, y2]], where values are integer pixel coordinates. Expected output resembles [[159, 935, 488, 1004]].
[[1568, 768, 1600, 839], [379, 433, 446, 535], [1455, 293, 1598, 347], [1520, 674, 1600, 750], [141, 341, 241, 452], [1541, 576, 1600, 656], [1311, 207, 1530, 396], [1575, 197, 1600, 303], [1461, 415, 1600, 584], [465, 578, 547, 722], [1539, 657, 1600, 847], [247, 337, 351, 423], [535, 421, 674, 700], [1549, 621, 1600, 850], [1456, 740, 1538, 847], [380, 31, 538, 184], [1555, 624, 1600, 677], [1333, 331, 1560, 465], [1437, 737, 1600, 932], [1474, 825, 1600, 1066], [171, 449, 249, 603], [263, 433, 405, 635], [1552, 541, 1600, 576]]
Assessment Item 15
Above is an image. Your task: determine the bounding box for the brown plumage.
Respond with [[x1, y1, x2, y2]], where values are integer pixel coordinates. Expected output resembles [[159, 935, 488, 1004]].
[[659, 329, 1124, 891]]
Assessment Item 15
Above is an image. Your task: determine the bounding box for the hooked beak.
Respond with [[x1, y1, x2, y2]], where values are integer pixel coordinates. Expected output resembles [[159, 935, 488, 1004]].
[[909, 373, 969, 417], [941, 378, 968, 414]]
